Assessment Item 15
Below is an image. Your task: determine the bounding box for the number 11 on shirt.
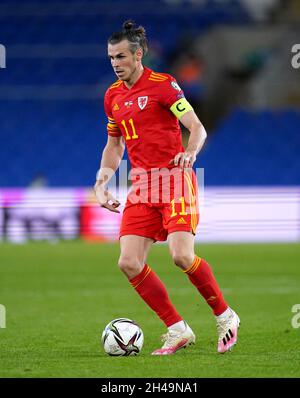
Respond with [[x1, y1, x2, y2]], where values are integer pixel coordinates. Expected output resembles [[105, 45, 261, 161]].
[[121, 118, 139, 140]]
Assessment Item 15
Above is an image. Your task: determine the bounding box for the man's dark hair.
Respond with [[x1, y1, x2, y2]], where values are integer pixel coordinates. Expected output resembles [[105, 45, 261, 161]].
[[108, 20, 148, 56]]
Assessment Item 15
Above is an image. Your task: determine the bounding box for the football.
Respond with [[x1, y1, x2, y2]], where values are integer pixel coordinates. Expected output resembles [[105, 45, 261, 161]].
[[101, 318, 144, 356]]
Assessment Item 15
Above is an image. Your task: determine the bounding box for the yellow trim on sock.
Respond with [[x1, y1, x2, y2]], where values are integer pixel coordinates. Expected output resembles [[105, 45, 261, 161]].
[[130, 265, 152, 289], [183, 256, 201, 275]]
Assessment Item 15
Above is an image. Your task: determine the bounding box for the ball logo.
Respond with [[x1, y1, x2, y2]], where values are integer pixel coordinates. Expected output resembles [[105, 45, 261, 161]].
[[138, 96, 148, 110], [0, 44, 6, 69], [291, 44, 300, 69]]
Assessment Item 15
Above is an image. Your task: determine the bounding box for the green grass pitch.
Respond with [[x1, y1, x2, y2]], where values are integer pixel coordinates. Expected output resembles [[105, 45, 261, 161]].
[[0, 241, 299, 378]]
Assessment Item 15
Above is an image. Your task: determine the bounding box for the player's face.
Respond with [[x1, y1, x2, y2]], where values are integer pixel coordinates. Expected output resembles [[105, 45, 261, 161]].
[[108, 40, 140, 82]]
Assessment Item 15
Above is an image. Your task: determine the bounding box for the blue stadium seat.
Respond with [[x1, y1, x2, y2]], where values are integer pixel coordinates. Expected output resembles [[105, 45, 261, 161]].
[[197, 109, 300, 186], [2, 1, 280, 187]]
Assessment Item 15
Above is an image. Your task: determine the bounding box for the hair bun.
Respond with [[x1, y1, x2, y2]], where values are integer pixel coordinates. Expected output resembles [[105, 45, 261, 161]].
[[123, 20, 135, 31]]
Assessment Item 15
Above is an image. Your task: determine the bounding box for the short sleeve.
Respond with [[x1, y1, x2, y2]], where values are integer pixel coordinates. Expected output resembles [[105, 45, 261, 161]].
[[104, 90, 122, 137], [159, 77, 186, 109]]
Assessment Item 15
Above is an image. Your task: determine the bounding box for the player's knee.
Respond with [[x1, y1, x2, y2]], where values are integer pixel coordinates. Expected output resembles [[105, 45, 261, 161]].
[[171, 251, 195, 270], [118, 256, 142, 276]]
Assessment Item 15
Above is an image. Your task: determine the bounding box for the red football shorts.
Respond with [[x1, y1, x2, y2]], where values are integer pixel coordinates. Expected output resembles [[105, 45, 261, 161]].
[[119, 168, 199, 241]]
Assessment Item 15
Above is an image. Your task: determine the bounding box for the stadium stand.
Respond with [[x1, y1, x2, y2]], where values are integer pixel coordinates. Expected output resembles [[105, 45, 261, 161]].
[[1, 0, 299, 187], [198, 108, 300, 186]]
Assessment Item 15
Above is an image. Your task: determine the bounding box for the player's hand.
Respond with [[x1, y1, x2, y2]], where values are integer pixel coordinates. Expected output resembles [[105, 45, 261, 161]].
[[169, 151, 196, 169], [93, 182, 121, 213]]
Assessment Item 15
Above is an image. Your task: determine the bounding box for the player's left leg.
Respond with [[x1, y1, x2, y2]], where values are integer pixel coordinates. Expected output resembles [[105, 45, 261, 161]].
[[168, 231, 240, 353]]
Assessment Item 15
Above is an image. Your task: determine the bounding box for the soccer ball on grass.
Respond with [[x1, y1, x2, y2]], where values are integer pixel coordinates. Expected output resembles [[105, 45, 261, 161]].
[[102, 318, 144, 356]]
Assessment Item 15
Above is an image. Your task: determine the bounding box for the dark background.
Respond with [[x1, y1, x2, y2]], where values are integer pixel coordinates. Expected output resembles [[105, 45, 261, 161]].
[[0, 0, 299, 187]]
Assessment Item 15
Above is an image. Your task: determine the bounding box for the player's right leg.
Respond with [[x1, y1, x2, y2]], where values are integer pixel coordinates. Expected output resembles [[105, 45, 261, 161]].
[[118, 200, 195, 355], [119, 235, 195, 355], [119, 235, 182, 328], [118, 234, 153, 280]]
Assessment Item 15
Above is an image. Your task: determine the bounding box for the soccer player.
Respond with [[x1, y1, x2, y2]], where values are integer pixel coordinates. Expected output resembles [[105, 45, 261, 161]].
[[94, 20, 240, 355]]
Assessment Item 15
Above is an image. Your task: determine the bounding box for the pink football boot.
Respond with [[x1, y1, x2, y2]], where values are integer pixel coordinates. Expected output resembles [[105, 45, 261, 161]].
[[152, 323, 195, 355]]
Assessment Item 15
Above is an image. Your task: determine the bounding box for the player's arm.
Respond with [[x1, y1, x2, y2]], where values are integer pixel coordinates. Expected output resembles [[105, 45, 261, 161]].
[[169, 98, 207, 169], [94, 135, 125, 213]]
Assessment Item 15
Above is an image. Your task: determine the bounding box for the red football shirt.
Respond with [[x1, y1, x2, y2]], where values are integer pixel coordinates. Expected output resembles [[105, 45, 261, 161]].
[[104, 66, 185, 171]]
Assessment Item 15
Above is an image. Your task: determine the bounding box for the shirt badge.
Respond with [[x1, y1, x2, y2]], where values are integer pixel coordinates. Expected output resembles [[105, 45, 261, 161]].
[[125, 100, 133, 108], [171, 81, 181, 92], [138, 96, 148, 110], [113, 103, 119, 111]]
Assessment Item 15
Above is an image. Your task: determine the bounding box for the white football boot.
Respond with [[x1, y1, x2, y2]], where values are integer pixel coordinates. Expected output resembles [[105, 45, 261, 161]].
[[151, 322, 195, 355], [216, 308, 240, 353]]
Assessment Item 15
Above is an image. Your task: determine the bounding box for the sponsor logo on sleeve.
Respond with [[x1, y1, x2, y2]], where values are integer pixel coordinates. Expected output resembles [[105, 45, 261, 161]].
[[171, 81, 182, 92]]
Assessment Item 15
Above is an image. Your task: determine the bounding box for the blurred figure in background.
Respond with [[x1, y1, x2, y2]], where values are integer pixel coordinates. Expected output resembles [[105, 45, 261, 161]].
[[29, 173, 48, 188], [174, 53, 205, 116]]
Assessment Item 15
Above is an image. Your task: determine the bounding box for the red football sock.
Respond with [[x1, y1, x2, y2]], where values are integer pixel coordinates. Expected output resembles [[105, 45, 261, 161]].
[[129, 264, 182, 327], [184, 256, 228, 316]]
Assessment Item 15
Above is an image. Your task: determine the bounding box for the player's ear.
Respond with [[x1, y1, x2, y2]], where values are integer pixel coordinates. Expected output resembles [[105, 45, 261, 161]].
[[136, 47, 143, 61]]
